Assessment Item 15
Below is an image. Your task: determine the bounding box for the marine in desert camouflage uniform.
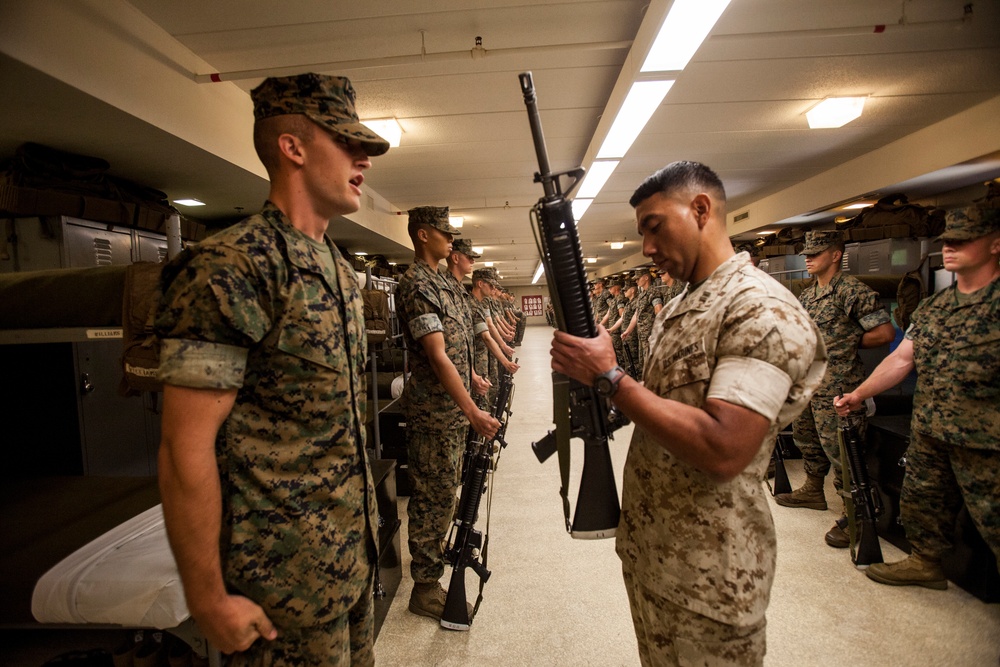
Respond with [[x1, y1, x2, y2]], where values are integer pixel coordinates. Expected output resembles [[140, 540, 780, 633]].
[[396, 206, 498, 620], [552, 161, 825, 666], [837, 205, 1000, 590], [774, 230, 895, 549], [156, 73, 388, 665]]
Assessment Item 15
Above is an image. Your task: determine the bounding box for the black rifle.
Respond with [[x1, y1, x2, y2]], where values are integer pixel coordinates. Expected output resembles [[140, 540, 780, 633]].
[[442, 361, 516, 630], [769, 434, 792, 496], [620, 335, 637, 379], [837, 401, 883, 567], [519, 71, 625, 539]]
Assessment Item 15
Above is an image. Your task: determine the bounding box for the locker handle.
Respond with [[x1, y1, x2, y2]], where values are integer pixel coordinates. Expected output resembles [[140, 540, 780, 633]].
[[80, 373, 95, 394]]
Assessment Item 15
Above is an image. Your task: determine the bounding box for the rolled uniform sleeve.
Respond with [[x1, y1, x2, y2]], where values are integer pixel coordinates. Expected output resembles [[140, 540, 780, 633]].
[[156, 244, 272, 389]]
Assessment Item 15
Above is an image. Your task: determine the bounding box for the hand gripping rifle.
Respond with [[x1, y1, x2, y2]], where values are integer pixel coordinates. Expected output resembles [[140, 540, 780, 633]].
[[837, 392, 883, 567], [441, 360, 516, 630], [519, 71, 626, 539]]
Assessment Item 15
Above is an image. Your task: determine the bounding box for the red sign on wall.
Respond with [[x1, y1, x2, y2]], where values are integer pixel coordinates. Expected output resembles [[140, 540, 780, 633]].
[[522, 294, 544, 317]]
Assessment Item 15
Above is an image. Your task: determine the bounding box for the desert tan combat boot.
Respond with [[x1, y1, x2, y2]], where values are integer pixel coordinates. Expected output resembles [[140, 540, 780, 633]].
[[774, 473, 828, 510], [866, 552, 947, 590], [409, 581, 447, 619]]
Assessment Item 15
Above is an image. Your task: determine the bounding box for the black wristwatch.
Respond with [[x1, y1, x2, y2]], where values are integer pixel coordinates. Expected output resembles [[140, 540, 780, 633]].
[[594, 365, 627, 398]]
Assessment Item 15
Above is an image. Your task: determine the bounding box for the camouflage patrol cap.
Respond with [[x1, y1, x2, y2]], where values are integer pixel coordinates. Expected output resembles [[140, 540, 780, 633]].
[[408, 206, 462, 235], [251, 73, 390, 156], [472, 267, 499, 287], [452, 238, 481, 258], [625, 280, 638, 291], [799, 230, 844, 255], [593, 276, 606, 285], [937, 206, 1000, 242], [634, 267, 652, 279]]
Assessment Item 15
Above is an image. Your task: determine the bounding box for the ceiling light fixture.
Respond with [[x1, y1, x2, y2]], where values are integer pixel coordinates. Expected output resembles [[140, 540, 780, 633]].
[[806, 97, 867, 129], [532, 261, 545, 284], [361, 118, 403, 147], [597, 81, 674, 159], [572, 198, 594, 221], [842, 202, 871, 210], [577, 160, 620, 199], [610, 241, 625, 250], [472, 246, 484, 254], [484, 261, 494, 267], [641, 0, 733, 72], [586, 257, 598, 264], [449, 216, 464, 228], [173, 198, 205, 207], [355, 251, 368, 256]]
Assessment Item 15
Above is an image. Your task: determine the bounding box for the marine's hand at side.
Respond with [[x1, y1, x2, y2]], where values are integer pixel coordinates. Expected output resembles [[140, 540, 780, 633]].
[[193, 593, 277, 655]]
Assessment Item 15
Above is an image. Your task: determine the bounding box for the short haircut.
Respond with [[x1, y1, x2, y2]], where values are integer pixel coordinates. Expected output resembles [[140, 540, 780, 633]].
[[253, 114, 318, 176], [407, 220, 429, 243], [629, 161, 727, 209]]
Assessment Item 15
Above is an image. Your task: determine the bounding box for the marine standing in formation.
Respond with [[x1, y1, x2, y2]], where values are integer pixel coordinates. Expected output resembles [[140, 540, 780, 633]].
[[774, 230, 895, 549], [551, 161, 826, 666], [396, 206, 499, 621], [156, 73, 387, 664], [836, 205, 1000, 589]]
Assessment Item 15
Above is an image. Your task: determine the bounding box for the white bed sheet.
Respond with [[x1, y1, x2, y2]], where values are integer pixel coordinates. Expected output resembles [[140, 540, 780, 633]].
[[31, 504, 190, 629]]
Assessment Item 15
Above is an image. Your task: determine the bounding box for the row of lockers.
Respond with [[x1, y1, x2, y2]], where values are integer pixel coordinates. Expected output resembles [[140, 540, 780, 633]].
[[1, 216, 169, 273]]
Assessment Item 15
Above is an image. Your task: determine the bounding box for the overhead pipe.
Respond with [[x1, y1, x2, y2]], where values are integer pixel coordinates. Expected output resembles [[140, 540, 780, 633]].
[[193, 37, 632, 83], [710, 6, 973, 42]]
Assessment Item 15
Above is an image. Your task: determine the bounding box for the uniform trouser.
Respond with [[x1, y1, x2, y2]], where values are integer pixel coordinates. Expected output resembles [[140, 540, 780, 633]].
[[611, 332, 626, 369], [627, 335, 641, 377], [406, 425, 465, 583], [487, 355, 499, 410], [227, 573, 374, 667], [901, 431, 1000, 566], [792, 394, 867, 494], [621, 566, 766, 667], [639, 336, 650, 380], [514, 316, 526, 344]]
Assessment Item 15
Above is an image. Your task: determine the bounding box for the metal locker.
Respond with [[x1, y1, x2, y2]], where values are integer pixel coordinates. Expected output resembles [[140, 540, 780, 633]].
[[61, 217, 133, 268]]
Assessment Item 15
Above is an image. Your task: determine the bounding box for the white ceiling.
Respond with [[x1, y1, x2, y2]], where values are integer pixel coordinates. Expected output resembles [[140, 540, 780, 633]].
[[2, 0, 999, 284]]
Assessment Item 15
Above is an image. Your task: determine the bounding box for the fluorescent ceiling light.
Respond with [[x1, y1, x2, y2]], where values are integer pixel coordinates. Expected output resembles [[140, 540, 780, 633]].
[[532, 261, 545, 284], [355, 251, 368, 256], [610, 241, 625, 250], [586, 257, 598, 264], [449, 216, 464, 228], [173, 198, 204, 207], [472, 246, 484, 254], [361, 118, 403, 147], [597, 81, 674, 159], [577, 160, 620, 199], [641, 0, 732, 72], [806, 97, 867, 129], [572, 198, 593, 221], [843, 202, 871, 210], [484, 261, 494, 267]]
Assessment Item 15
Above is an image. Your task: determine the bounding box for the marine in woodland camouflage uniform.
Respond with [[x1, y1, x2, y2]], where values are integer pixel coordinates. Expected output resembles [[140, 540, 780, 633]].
[[592, 277, 609, 324], [618, 280, 640, 377], [449, 239, 491, 410], [551, 162, 826, 666], [397, 208, 471, 582], [396, 207, 498, 618], [632, 268, 663, 375], [776, 231, 894, 545], [838, 205, 1000, 588], [156, 73, 387, 665], [604, 278, 627, 367]]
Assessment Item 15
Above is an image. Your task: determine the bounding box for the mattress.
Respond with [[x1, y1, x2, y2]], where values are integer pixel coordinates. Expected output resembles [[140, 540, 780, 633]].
[[31, 503, 188, 629]]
